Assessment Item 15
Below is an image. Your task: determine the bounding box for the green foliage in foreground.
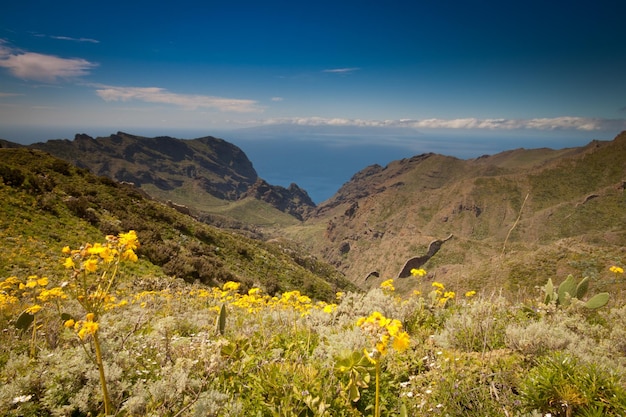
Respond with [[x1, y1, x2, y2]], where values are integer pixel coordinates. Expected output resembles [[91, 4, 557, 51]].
[[1, 232, 626, 416]]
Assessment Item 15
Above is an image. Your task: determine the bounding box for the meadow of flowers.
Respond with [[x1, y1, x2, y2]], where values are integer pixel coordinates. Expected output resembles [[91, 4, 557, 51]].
[[1, 231, 626, 416]]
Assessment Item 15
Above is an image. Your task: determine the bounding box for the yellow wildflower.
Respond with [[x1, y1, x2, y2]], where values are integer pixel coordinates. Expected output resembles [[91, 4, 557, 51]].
[[62, 246, 71, 254], [222, 281, 241, 292], [84, 259, 98, 273], [1, 276, 21, 290], [610, 266, 624, 274], [392, 331, 411, 352], [25, 304, 43, 314], [121, 249, 138, 262], [119, 230, 139, 250], [0, 293, 18, 309], [64, 319, 75, 328], [336, 291, 345, 300], [99, 247, 116, 263], [465, 290, 477, 298], [297, 294, 312, 304], [432, 282, 445, 290], [86, 312, 95, 321], [36, 277, 49, 286], [410, 268, 427, 277], [77, 321, 99, 340], [386, 319, 402, 337], [38, 287, 67, 302], [87, 243, 106, 256], [380, 279, 395, 292], [358, 311, 411, 358], [323, 304, 336, 314], [63, 257, 75, 269]]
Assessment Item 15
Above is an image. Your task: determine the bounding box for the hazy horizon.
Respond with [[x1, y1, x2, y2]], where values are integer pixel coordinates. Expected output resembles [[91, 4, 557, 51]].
[[1, 125, 615, 203]]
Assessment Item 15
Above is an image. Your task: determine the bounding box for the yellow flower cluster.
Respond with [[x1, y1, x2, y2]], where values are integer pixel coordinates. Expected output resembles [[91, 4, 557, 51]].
[[0, 276, 22, 313], [65, 313, 99, 340], [430, 282, 456, 307], [63, 230, 139, 273], [62, 231, 140, 316], [357, 311, 410, 362], [410, 268, 427, 277], [380, 279, 395, 293], [0, 275, 66, 316], [610, 265, 624, 274], [190, 281, 337, 316]]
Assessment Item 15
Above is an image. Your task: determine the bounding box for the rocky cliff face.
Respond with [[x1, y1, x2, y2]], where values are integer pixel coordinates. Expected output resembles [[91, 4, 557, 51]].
[[33, 132, 258, 200], [243, 179, 315, 220], [30, 132, 314, 218]]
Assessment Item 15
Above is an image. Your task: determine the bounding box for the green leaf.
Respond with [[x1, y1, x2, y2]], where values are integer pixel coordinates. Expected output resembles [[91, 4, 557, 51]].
[[575, 276, 590, 299], [216, 303, 227, 336], [543, 278, 554, 304], [15, 311, 34, 330], [557, 275, 577, 306], [585, 292, 609, 309], [348, 380, 360, 402]]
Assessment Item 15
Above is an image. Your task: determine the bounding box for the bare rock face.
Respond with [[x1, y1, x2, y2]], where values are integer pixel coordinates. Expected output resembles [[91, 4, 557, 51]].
[[397, 234, 453, 278], [29, 132, 317, 219], [243, 179, 315, 220]]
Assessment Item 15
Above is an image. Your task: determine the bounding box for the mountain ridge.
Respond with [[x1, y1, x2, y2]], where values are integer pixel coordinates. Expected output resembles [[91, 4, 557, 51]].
[[26, 131, 315, 220], [289, 131, 626, 295]]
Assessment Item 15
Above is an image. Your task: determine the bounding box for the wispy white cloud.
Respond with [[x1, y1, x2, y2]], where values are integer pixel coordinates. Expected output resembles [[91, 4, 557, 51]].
[[0, 40, 97, 82], [49, 35, 100, 44], [260, 116, 626, 131], [271, 97, 284, 102], [95, 85, 263, 113], [322, 67, 360, 74], [0, 92, 22, 97]]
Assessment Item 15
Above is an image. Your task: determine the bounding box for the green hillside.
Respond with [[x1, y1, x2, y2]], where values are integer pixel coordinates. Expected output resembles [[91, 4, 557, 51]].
[[291, 133, 626, 298], [0, 148, 355, 300]]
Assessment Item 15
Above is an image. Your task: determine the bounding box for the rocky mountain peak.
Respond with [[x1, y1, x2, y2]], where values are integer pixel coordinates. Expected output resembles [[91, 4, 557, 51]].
[[243, 179, 315, 220]]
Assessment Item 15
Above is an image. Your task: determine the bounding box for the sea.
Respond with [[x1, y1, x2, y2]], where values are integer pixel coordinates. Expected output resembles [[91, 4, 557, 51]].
[[1, 126, 609, 204]]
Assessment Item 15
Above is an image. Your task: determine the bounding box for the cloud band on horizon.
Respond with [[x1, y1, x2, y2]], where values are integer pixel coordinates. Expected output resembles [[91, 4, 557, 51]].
[[258, 116, 626, 132]]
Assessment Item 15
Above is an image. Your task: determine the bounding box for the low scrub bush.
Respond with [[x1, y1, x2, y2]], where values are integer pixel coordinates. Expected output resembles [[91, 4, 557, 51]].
[[1, 231, 625, 416]]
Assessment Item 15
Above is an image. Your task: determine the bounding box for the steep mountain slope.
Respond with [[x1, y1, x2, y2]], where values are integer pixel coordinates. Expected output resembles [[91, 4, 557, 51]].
[[6, 130, 624, 299], [0, 147, 356, 300], [287, 132, 626, 297], [28, 132, 315, 221]]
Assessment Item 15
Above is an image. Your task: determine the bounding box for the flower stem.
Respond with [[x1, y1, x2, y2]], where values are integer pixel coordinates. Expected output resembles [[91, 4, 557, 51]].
[[93, 331, 112, 415], [375, 360, 381, 417], [29, 317, 37, 358]]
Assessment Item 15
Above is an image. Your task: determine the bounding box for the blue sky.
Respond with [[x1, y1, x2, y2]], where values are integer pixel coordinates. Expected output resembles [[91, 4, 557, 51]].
[[1, 0, 626, 156]]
